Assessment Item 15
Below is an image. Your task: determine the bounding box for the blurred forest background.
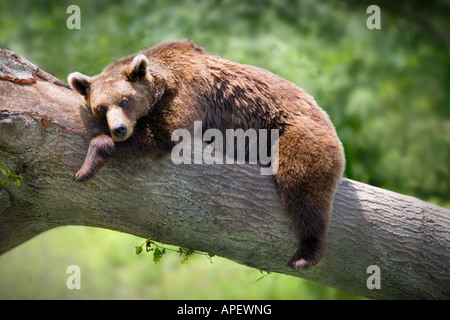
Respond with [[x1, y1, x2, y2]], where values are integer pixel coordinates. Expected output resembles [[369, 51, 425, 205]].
[[0, 0, 448, 299]]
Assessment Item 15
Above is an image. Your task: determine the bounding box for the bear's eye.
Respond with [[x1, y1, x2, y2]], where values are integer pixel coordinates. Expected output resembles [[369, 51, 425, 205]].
[[97, 105, 107, 114], [120, 98, 128, 108]]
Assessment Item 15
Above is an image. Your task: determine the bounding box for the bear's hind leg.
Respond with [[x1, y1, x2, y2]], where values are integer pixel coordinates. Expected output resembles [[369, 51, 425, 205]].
[[284, 195, 332, 270], [275, 124, 343, 270], [278, 179, 333, 270]]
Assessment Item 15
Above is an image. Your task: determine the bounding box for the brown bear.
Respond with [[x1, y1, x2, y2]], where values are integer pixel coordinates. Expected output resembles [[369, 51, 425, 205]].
[[68, 40, 345, 270]]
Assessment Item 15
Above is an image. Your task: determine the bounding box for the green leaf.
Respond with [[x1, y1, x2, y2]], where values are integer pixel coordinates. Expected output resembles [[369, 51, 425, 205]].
[[153, 248, 163, 264], [135, 246, 142, 255]]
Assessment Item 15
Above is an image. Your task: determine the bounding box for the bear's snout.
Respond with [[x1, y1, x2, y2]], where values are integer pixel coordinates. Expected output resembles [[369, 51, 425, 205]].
[[106, 106, 132, 141], [113, 125, 127, 139]]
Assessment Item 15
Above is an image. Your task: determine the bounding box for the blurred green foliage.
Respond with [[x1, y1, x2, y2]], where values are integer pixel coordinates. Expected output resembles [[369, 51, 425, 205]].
[[0, 0, 448, 299], [0, 227, 361, 299]]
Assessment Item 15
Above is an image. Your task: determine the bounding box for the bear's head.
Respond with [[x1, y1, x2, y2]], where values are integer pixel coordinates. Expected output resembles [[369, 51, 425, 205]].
[[68, 54, 165, 142]]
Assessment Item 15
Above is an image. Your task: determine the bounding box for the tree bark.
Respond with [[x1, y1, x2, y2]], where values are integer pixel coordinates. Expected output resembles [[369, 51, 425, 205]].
[[0, 49, 449, 300]]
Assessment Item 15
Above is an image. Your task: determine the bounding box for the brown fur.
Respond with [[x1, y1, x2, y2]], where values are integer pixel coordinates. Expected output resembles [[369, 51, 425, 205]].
[[68, 40, 345, 270]]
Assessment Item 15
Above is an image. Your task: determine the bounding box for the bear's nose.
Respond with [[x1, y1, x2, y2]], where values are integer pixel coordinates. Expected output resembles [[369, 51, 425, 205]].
[[113, 125, 127, 138]]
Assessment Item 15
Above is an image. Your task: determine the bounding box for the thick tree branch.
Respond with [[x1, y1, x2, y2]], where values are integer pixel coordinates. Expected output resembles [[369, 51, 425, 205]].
[[0, 49, 449, 299]]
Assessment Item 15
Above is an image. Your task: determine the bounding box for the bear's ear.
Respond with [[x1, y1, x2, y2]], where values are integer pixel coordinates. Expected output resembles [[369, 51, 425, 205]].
[[125, 54, 149, 81], [68, 72, 92, 97]]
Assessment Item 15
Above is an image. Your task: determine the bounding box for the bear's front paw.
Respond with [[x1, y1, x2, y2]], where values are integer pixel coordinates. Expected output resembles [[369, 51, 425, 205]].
[[73, 156, 103, 182], [73, 155, 105, 181], [73, 166, 95, 182], [73, 134, 114, 182]]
